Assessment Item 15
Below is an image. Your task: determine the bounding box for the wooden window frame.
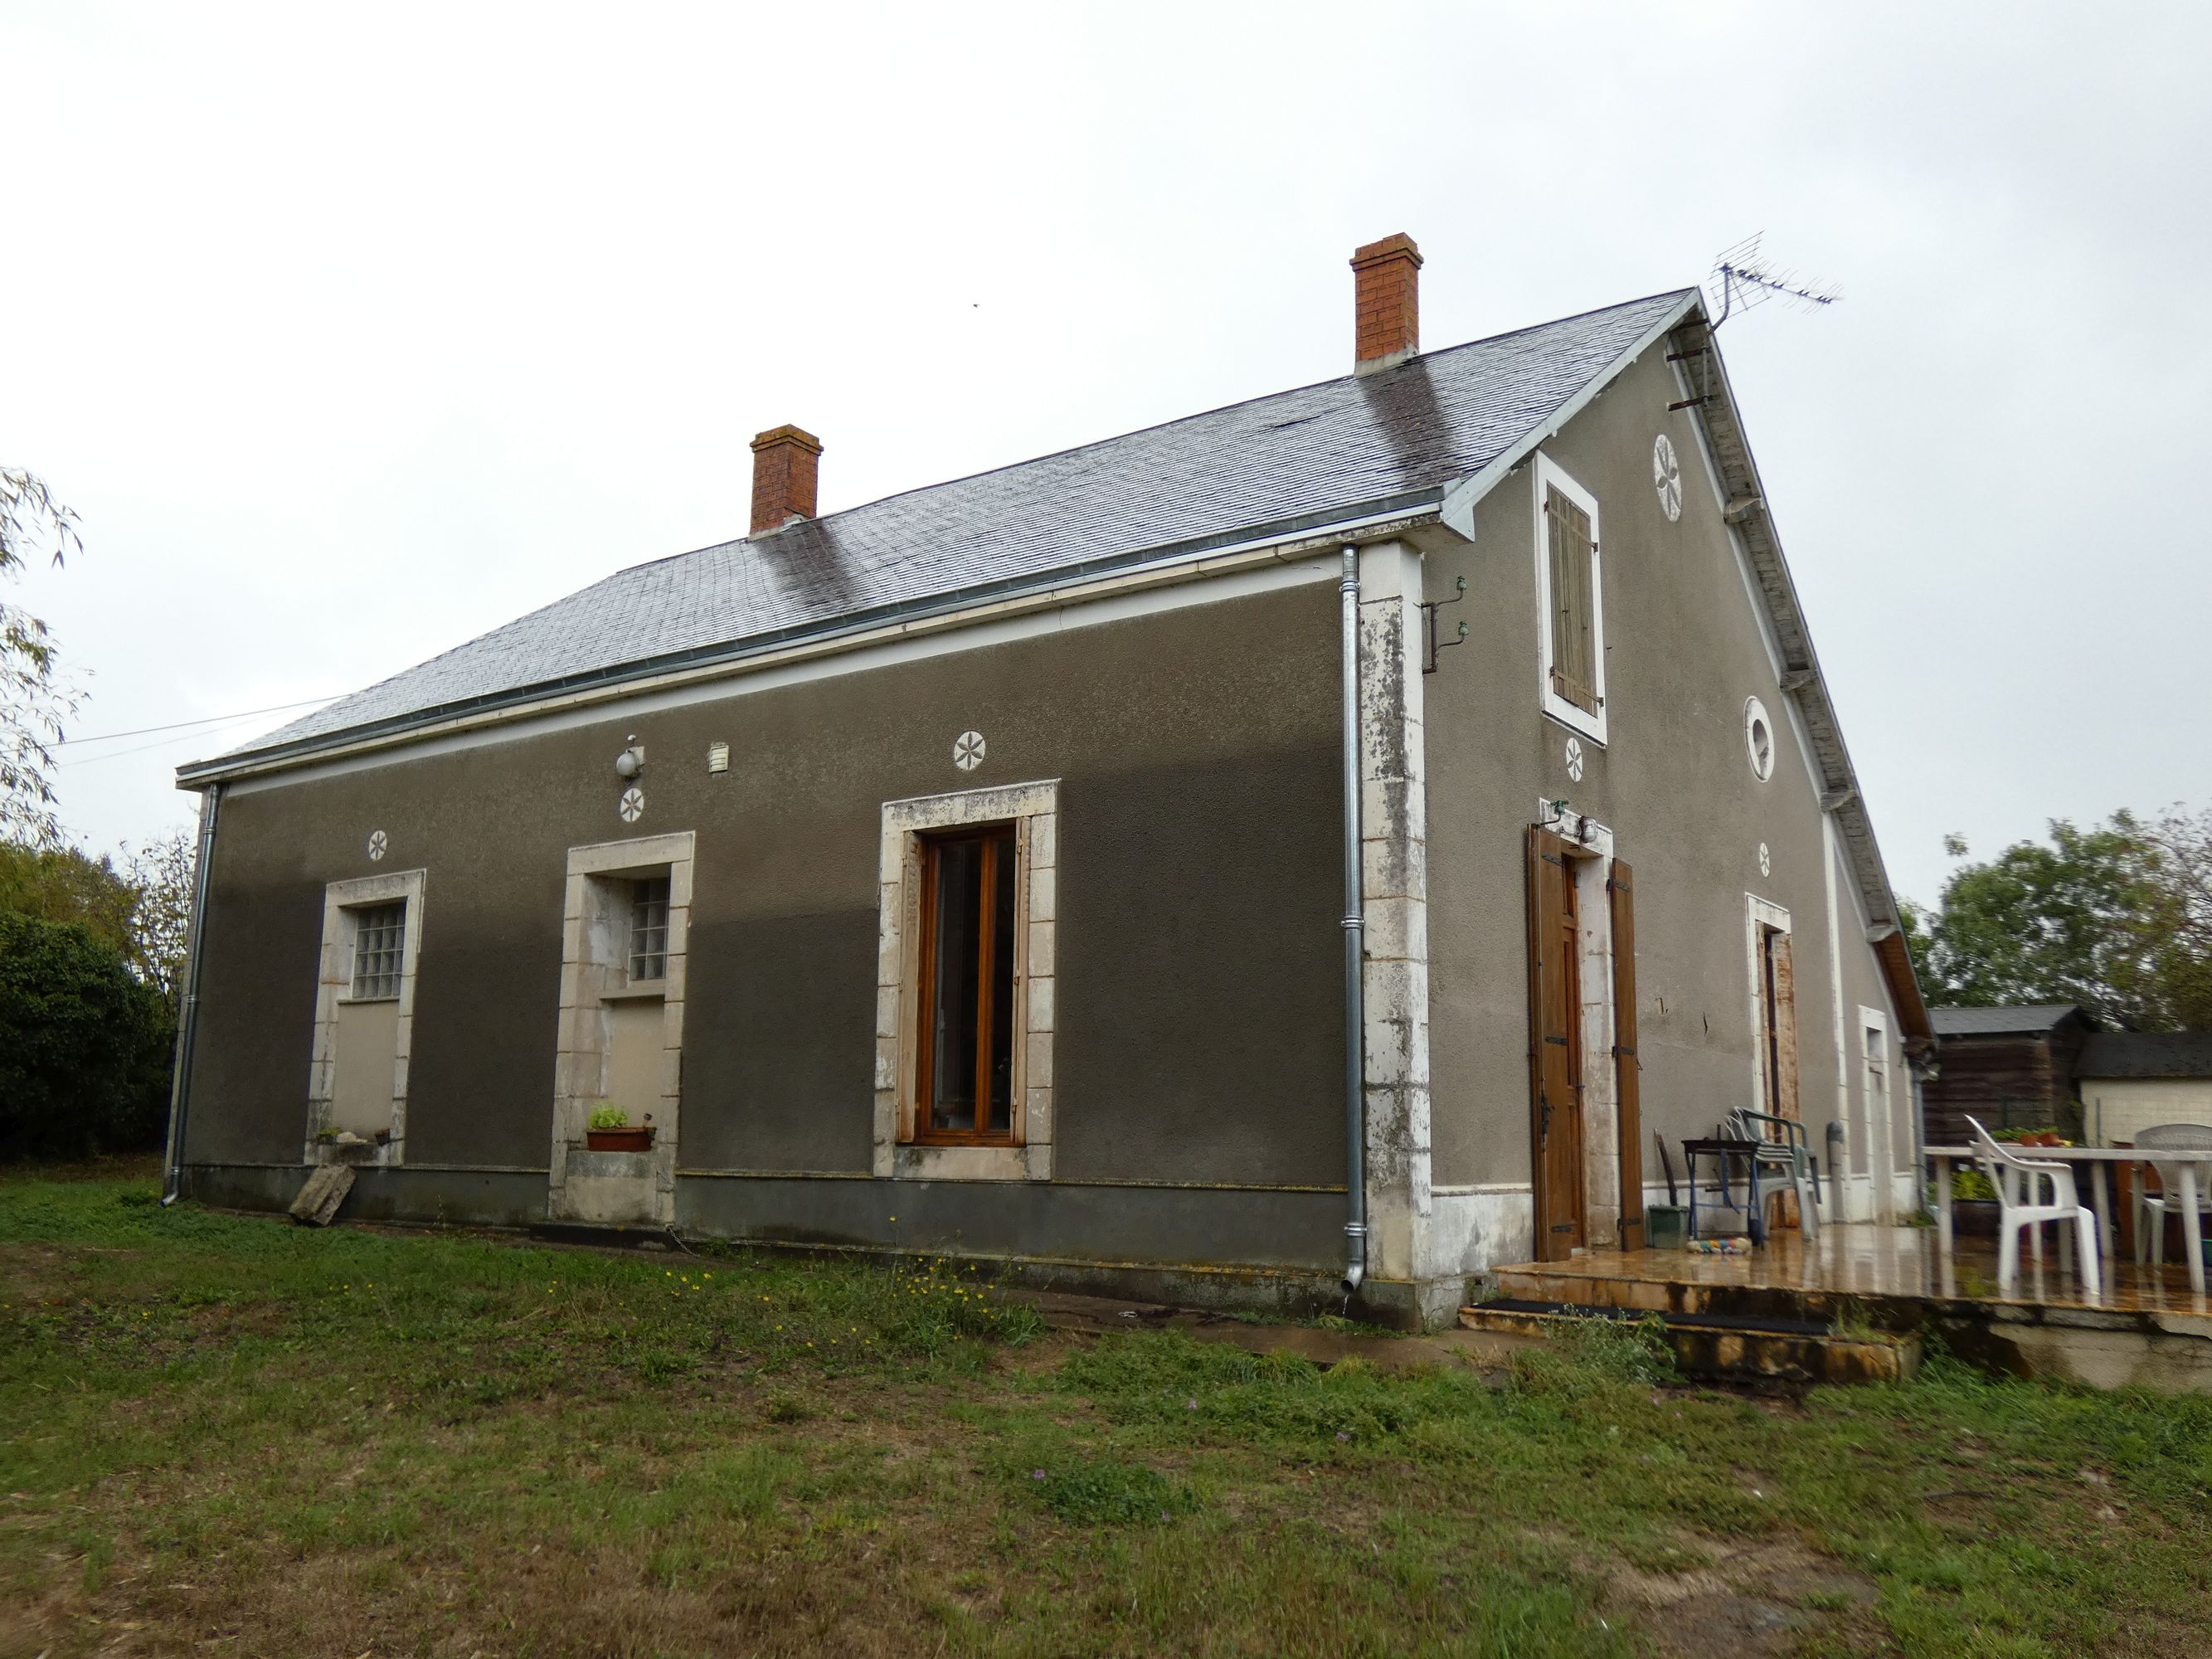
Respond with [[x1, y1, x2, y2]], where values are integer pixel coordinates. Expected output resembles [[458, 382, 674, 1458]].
[[1744, 894, 1796, 1122], [876, 779, 1058, 1184], [1531, 452, 1608, 744], [912, 825, 1019, 1147]]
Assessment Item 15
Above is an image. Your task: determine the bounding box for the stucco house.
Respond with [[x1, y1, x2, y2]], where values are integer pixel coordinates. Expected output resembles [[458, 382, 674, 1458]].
[[2077, 1031, 2212, 1147], [162, 234, 1929, 1328]]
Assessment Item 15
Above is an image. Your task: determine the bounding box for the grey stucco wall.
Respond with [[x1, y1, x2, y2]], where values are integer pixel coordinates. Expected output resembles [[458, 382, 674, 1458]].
[[1423, 344, 1903, 1192], [182, 577, 1349, 1248]]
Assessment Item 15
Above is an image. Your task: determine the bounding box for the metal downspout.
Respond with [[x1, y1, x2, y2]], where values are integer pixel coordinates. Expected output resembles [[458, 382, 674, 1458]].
[[161, 783, 221, 1206], [1339, 546, 1367, 1293]]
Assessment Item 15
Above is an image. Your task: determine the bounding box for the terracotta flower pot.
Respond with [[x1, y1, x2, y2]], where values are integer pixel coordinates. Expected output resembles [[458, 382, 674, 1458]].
[[585, 1126, 654, 1153]]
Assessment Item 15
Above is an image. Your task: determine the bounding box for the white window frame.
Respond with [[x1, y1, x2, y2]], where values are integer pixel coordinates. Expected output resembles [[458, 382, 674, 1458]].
[[876, 778, 1059, 1183], [305, 868, 426, 1166], [1531, 452, 1608, 745], [1856, 1004, 1894, 1222]]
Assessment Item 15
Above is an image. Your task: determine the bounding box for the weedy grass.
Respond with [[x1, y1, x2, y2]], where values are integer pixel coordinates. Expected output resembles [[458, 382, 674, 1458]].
[[3, 1166, 2210, 1657]]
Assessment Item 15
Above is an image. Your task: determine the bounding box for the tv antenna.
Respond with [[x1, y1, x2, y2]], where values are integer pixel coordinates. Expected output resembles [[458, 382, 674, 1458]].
[[1708, 234, 1840, 328]]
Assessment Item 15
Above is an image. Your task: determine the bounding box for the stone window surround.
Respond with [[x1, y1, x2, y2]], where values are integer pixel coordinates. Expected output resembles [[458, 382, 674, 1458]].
[[305, 868, 427, 1167], [876, 779, 1059, 1184], [548, 831, 694, 1220]]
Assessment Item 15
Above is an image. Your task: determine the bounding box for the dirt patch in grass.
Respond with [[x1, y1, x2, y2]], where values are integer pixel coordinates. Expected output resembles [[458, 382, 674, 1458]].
[[1606, 1534, 1882, 1657]]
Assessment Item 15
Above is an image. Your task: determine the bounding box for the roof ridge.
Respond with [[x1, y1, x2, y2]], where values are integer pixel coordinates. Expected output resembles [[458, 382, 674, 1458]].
[[196, 285, 1699, 767], [671, 286, 1703, 571]]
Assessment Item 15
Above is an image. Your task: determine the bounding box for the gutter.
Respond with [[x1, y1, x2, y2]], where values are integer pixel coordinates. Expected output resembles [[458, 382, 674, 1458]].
[[160, 781, 221, 1204], [1337, 546, 1367, 1293]]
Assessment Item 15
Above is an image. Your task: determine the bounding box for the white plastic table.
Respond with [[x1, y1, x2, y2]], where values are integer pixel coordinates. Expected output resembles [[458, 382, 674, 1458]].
[[1926, 1143, 2204, 1295]]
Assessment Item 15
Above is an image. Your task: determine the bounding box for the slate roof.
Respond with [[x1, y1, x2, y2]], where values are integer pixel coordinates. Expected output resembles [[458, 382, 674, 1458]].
[[2078, 1031, 2212, 1080], [202, 288, 1696, 767], [1930, 1005, 2088, 1037]]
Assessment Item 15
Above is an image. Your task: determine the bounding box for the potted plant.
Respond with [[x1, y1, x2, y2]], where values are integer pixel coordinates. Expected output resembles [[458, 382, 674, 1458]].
[[584, 1104, 654, 1153], [1949, 1164, 2000, 1236]]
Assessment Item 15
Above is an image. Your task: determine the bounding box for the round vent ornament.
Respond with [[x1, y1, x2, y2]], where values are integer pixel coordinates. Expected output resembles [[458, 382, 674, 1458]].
[[953, 730, 986, 772], [1758, 842, 1772, 878], [1653, 433, 1683, 523], [1743, 696, 1776, 781], [618, 786, 645, 824], [367, 829, 387, 862], [1563, 736, 1585, 783]]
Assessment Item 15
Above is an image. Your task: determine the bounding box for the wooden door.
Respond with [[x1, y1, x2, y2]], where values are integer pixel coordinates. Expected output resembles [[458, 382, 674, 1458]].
[[1759, 927, 1799, 1122], [1526, 827, 1586, 1258], [1757, 924, 1801, 1226]]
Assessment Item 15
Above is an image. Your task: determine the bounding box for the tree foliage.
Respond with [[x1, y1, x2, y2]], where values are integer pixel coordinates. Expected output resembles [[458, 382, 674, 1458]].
[[0, 830, 195, 1004], [120, 827, 197, 1007], [1, 467, 83, 849], [1912, 808, 2212, 1031], [0, 909, 174, 1160]]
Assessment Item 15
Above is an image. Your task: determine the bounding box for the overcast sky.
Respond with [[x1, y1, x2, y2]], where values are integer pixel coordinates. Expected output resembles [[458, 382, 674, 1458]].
[[5, 1, 2208, 907]]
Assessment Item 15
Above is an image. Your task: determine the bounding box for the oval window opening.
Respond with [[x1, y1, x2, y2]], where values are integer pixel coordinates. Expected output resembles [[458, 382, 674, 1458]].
[[1744, 697, 1776, 781]]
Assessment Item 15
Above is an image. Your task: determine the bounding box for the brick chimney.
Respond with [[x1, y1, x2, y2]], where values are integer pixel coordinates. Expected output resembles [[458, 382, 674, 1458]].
[[749, 425, 823, 536], [1350, 233, 1422, 375]]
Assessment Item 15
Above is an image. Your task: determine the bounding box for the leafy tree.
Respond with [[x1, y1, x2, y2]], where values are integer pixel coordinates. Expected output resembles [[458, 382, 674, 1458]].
[[0, 909, 174, 1160], [0, 840, 141, 955], [0, 827, 196, 1005], [1, 468, 83, 849], [2142, 804, 2212, 1029], [120, 827, 197, 1008], [1913, 811, 2210, 1031]]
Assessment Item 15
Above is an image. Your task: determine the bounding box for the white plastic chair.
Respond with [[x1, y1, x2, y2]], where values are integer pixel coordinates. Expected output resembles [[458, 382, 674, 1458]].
[[1966, 1116, 2101, 1298], [2132, 1123, 2212, 1270]]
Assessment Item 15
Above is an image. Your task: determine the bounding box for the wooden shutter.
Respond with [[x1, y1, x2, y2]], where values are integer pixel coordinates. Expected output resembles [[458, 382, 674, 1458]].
[[1546, 485, 1598, 715], [1525, 825, 1580, 1258], [1768, 931, 1800, 1121], [1608, 858, 1643, 1250]]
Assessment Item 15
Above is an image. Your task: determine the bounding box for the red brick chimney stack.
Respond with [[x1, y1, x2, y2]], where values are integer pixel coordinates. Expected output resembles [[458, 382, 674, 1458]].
[[748, 425, 823, 536], [1350, 233, 1423, 375]]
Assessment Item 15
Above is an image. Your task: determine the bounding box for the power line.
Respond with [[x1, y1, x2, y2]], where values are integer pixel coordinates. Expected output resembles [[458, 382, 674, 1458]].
[[60, 718, 290, 768], [53, 695, 341, 747]]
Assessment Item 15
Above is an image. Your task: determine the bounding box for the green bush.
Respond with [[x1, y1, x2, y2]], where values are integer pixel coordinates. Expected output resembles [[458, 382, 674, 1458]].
[[0, 909, 174, 1160]]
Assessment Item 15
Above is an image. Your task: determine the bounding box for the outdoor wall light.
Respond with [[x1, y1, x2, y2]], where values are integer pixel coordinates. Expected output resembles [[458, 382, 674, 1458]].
[[614, 736, 644, 779]]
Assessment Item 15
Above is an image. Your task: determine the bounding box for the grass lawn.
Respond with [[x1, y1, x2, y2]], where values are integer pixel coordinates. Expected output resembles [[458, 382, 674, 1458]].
[[3, 1165, 2210, 1657]]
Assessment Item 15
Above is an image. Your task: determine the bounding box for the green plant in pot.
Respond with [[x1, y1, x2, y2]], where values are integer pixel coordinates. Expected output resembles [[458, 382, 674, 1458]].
[[584, 1102, 655, 1152]]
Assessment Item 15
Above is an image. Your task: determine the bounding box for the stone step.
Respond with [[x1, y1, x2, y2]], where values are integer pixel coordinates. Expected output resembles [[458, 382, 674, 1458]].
[[1493, 1265, 1925, 1335], [1461, 1297, 1921, 1386], [526, 1220, 681, 1252]]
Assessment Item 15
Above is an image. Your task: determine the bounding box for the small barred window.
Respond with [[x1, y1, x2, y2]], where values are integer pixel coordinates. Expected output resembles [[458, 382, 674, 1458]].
[[350, 902, 406, 1000], [628, 877, 671, 982]]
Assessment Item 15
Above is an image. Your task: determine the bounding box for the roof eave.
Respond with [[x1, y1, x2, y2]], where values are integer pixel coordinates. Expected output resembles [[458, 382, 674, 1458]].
[[1666, 305, 1932, 1043], [176, 489, 1446, 787], [1440, 291, 1704, 538]]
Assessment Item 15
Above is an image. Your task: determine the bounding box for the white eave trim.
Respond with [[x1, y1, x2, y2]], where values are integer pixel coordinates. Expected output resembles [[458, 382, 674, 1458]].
[[1662, 305, 1929, 1038], [177, 499, 1442, 788], [1439, 290, 1703, 542]]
